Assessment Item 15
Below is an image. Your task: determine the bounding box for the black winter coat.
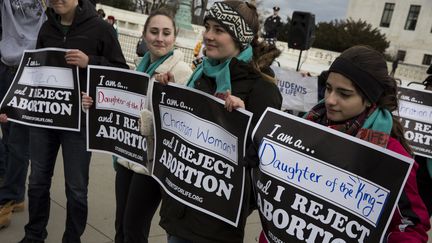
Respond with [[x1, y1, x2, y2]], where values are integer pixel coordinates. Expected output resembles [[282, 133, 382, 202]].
[[159, 58, 282, 243], [36, 0, 128, 91], [264, 15, 282, 39]]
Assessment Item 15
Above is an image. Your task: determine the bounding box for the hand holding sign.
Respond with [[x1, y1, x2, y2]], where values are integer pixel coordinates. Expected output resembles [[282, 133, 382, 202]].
[[0, 113, 8, 123], [0, 48, 81, 130], [65, 49, 89, 68], [252, 108, 414, 243], [215, 90, 245, 112], [81, 92, 94, 110], [154, 72, 175, 85]]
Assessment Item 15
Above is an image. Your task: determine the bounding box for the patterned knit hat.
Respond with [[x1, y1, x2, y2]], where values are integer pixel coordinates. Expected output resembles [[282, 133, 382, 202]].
[[205, 1, 255, 50]]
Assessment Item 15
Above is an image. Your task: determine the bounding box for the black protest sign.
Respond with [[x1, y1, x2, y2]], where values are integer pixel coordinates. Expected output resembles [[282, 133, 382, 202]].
[[87, 66, 150, 169], [395, 87, 432, 158], [252, 108, 413, 243], [0, 48, 80, 130], [151, 82, 252, 227]]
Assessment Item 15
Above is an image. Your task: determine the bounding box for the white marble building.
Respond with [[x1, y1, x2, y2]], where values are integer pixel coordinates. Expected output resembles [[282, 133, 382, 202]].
[[347, 0, 432, 67], [97, 3, 428, 82]]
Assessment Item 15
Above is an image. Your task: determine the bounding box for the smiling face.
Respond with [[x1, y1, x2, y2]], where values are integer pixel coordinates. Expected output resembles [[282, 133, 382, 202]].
[[203, 20, 240, 61], [144, 15, 176, 60], [324, 72, 369, 122]]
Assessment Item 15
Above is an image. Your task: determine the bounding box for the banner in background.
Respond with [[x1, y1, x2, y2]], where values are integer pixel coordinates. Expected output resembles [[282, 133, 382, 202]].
[[86, 66, 150, 170], [151, 82, 252, 227], [0, 48, 80, 131], [252, 108, 413, 243], [395, 87, 432, 158], [273, 66, 318, 112]]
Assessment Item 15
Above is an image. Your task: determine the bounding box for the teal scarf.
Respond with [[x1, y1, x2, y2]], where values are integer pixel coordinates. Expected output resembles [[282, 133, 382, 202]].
[[305, 101, 393, 147], [361, 108, 392, 134], [187, 45, 253, 94], [136, 50, 174, 76]]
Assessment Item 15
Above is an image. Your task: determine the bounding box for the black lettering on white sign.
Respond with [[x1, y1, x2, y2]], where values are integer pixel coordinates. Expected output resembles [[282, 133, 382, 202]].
[[151, 82, 252, 227], [396, 87, 432, 158]]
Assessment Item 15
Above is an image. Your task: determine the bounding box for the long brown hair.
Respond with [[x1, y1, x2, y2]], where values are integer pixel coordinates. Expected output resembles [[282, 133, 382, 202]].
[[339, 45, 412, 154], [221, 0, 281, 83]]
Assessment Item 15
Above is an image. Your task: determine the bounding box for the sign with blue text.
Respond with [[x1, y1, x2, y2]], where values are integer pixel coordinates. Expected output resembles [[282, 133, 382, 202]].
[[86, 66, 150, 170], [0, 48, 80, 131], [395, 87, 432, 159], [252, 108, 413, 243], [273, 67, 318, 112], [151, 82, 252, 227]]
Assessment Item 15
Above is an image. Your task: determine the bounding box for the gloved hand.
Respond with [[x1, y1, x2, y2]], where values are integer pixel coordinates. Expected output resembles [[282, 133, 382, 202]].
[[140, 108, 154, 136]]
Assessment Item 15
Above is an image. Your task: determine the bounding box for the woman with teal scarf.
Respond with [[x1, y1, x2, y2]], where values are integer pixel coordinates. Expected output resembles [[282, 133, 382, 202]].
[[261, 45, 430, 243], [83, 8, 192, 243], [114, 8, 192, 243], [155, 1, 282, 243]]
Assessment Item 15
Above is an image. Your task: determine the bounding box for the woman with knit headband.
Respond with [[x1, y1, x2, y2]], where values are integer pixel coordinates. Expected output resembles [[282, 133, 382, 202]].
[[155, 1, 282, 242], [259, 45, 430, 242]]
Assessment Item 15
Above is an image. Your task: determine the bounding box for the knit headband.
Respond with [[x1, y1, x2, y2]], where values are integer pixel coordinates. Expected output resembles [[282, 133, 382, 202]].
[[329, 57, 384, 103], [205, 2, 255, 50]]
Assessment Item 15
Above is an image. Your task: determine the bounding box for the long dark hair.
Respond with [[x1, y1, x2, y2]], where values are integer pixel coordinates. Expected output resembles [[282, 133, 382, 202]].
[[339, 45, 412, 154], [222, 1, 281, 83]]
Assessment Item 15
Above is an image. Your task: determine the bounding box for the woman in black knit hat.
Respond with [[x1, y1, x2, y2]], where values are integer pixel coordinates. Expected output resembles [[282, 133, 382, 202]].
[[262, 45, 430, 243]]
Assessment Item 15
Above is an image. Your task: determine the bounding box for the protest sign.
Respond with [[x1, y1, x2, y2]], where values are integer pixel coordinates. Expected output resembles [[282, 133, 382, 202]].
[[273, 66, 318, 112], [0, 48, 80, 130], [151, 82, 252, 227], [252, 108, 413, 243], [86, 65, 150, 169], [395, 87, 432, 158]]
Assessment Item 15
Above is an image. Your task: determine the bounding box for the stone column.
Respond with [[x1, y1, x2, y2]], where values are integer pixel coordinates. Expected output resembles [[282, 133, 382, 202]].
[[175, 0, 196, 38]]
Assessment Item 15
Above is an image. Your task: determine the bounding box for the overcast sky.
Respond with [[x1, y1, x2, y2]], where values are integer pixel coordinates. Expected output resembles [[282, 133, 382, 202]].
[[259, 0, 350, 23]]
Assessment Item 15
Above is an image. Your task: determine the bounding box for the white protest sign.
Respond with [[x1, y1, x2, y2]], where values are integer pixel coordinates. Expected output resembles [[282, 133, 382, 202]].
[[273, 66, 318, 112]]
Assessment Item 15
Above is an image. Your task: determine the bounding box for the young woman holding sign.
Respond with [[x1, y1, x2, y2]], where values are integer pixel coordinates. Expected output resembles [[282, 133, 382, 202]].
[[83, 7, 192, 243], [154, 1, 282, 242], [259, 45, 430, 242]]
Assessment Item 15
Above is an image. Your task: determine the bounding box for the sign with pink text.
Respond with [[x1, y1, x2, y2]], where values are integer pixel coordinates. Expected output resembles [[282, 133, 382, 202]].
[[86, 65, 150, 170]]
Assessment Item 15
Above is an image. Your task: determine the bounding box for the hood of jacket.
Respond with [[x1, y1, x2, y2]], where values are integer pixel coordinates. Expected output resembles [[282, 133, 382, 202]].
[[46, 0, 97, 31], [154, 49, 193, 85], [155, 50, 185, 74]]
